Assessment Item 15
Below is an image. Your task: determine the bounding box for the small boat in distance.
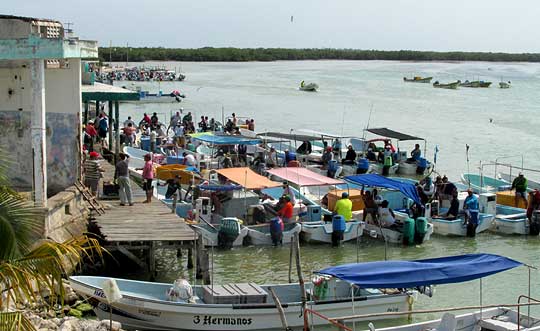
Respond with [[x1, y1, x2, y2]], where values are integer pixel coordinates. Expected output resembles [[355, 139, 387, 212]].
[[460, 80, 492, 88], [403, 76, 432, 83], [299, 81, 318, 91], [433, 80, 460, 89], [500, 81, 511, 88]]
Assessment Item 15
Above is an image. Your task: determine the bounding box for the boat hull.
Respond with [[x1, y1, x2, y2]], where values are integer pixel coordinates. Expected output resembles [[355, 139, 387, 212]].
[[70, 276, 410, 331], [403, 77, 432, 83], [397, 161, 433, 176], [364, 222, 434, 244], [300, 221, 365, 244], [433, 82, 459, 89], [368, 163, 399, 176], [246, 223, 302, 245], [191, 224, 249, 247], [430, 214, 493, 236]]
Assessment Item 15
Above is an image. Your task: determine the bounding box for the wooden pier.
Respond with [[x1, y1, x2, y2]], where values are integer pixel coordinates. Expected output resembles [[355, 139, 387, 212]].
[[91, 161, 198, 278]]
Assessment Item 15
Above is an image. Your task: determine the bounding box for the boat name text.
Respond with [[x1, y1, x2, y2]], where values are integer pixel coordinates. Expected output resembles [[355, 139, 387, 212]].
[[193, 315, 253, 326]]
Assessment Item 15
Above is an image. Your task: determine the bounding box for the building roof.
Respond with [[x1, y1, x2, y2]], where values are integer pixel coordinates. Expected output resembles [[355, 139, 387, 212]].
[[81, 83, 140, 101]]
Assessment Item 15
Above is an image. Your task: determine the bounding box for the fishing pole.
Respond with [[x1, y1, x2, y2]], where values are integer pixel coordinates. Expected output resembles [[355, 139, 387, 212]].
[[466, 144, 471, 188], [362, 103, 374, 141]]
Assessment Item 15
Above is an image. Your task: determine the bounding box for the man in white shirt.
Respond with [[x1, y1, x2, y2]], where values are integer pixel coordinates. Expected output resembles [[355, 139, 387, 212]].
[[378, 200, 396, 227], [182, 152, 196, 167]]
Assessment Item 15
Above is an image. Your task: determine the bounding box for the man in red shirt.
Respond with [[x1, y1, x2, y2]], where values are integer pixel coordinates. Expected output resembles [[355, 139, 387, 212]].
[[278, 195, 294, 223], [84, 120, 98, 151]]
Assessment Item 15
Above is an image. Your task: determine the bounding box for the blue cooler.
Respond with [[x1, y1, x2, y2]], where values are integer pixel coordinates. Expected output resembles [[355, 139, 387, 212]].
[[167, 155, 184, 164], [356, 158, 369, 174], [332, 215, 346, 232], [140, 137, 150, 151]]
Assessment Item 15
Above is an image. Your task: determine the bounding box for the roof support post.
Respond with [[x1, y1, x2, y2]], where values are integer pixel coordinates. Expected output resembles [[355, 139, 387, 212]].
[[108, 100, 113, 153], [114, 101, 120, 162], [30, 59, 47, 207]]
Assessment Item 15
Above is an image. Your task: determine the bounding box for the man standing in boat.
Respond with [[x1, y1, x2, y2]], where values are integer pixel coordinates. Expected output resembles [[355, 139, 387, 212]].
[[334, 192, 353, 221], [512, 173, 528, 207]]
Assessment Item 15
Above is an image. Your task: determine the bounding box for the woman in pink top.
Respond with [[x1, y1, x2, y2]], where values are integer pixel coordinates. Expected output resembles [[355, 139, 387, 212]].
[[137, 154, 154, 203]]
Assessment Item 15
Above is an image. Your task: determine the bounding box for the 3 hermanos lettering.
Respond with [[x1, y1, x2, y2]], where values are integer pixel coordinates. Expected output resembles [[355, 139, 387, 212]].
[[193, 315, 253, 326]]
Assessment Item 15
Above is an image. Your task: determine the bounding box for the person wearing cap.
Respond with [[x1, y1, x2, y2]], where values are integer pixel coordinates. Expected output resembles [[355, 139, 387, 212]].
[[84, 151, 104, 196], [334, 191, 353, 221], [322, 146, 333, 168], [512, 173, 528, 207], [281, 182, 297, 205], [84, 120, 98, 151], [114, 153, 133, 206], [277, 195, 294, 223], [463, 188, 479, 226]]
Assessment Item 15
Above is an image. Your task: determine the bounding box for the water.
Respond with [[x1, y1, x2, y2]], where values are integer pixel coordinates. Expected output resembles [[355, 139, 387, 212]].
[[113, 60, 540, 328]]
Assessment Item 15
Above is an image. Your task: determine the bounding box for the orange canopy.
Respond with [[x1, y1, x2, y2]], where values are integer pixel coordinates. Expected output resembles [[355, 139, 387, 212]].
[[216, 167, 281, 190]]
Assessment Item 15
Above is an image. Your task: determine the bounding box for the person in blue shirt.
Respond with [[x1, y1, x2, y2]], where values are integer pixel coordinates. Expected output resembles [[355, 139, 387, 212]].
[[463, 189, 479, 225], [407, 144, 421, 162]]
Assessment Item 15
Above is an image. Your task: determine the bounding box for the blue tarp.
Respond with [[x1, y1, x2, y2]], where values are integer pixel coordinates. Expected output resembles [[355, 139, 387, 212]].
[[198, 184, 243, 191], [345, 174, 422, 205], [191, 134, 261, 145], [318, 254, 522, 288]]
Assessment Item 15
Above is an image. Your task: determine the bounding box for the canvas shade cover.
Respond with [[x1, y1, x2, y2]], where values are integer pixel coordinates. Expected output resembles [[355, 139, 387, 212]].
[[366, 128, 424, 141], [267, 167, 344, 187], [216, 167, 281, 190], [345, 174, 422, 205], [318, 253, 522, 288], [190, 133, 261, 145]]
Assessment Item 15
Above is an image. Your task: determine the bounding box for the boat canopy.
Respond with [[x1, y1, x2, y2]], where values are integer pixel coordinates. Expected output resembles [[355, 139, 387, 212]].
[[296, 129, 351, 139], [216, 167, 281, 190], [259, 132, 324, 142], [197, 184, 242, 191], [318, 253, 522, 289], [366, 128, 424, 141], [267, 168, 344, 187], [345, 174, 422, 205], [190, 133, 261, 145]]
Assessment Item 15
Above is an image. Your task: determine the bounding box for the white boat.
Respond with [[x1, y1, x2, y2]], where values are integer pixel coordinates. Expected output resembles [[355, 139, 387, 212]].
[[245, 223, 302, 246], [362, 216, 434, 244], [369, 162, 399, 176], [299, 82, 318, 91], [364, 308, 540, 331], [499, 81, 511, 89], [69, 275, 410, 331], [397, 160, 433, 176], [491, 204, 530, 235], [300, 220, 365, 244], [191, 218, 249, 248], [429, 213, 493, 236]]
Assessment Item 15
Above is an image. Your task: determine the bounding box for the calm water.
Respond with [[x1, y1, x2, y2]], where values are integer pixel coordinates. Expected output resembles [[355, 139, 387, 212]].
[[114, 60, 540, 328]]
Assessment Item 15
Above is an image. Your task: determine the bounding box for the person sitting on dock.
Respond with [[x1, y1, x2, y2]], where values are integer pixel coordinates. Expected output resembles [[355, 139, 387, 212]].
[[342, 145, 357, 165], [334, 192, 353, 221], [463, 189, 479, 225], [407, 144, 422, 162], [512, 173, 528, 207], [361, 189, 378, 223], [277, 195, 294, 223], [378, 200, 396, 227]]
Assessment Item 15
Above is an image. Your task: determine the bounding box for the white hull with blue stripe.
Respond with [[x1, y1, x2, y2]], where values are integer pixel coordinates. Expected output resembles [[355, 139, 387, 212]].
[[429, 214, 493, 236], [300, 221, 365, 244]]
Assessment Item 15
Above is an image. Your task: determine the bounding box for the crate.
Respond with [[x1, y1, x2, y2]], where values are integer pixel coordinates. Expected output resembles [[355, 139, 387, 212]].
[[102, 182, 119, 196], [496, 190, 528, 209], [202, 283, 267, 304], [327, 189, 365, 211]]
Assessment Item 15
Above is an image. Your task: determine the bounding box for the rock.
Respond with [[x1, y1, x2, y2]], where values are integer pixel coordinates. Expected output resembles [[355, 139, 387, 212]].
[[100, 319, 122, 331], [65, 290, 79, 304]]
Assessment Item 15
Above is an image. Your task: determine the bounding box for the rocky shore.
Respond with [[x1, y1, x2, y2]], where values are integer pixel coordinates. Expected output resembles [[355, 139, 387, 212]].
[[2, 279, 125, 331]]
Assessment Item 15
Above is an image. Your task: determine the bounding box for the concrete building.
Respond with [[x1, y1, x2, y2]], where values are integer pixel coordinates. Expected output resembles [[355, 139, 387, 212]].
[[0, 15, 98, 240]]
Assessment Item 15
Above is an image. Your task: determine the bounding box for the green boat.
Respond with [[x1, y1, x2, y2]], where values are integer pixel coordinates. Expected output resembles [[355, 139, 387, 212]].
[[433, 80, 460, 89], [460, 173, 509, 193]]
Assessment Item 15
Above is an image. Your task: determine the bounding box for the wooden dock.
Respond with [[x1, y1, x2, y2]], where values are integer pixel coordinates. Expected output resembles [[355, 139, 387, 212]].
[[91, 160, 197, 278]]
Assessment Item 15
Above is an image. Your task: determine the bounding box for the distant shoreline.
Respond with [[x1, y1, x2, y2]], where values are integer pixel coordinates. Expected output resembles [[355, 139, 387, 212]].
[[98, 47, 540, 63]]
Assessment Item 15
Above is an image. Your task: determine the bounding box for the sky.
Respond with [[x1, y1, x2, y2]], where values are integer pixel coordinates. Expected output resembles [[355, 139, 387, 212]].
[[2, 0, 540, 53]]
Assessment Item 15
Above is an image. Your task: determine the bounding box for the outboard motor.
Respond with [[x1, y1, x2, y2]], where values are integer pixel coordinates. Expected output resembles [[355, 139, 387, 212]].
[[270, 217, 284, 246], [331, 215, 346, 247], [530, 211, 540, 236], [414, 217, 428, 244], [402, 218, 415, 246], [417, 158, 427, 175], [218, 218, 242, 249], [356, 158, 369, 174]]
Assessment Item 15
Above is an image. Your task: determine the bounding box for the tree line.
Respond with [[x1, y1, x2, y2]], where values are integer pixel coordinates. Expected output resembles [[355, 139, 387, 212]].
[[98, 47, 540, 63]]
